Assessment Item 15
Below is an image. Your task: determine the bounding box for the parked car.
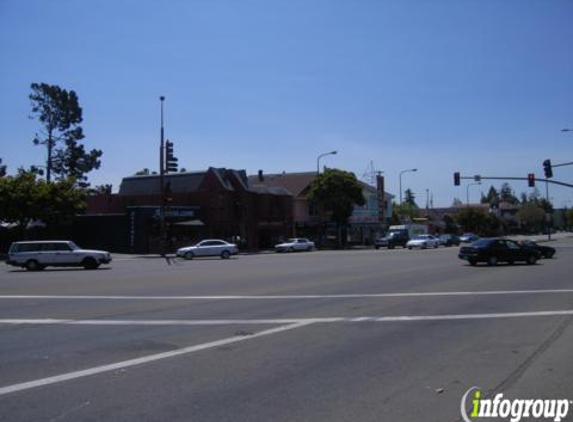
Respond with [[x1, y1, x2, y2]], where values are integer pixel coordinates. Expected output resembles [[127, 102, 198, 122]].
[[176, 239, 238, 260], [275, 238, 315, 253], [519, 240, 556, 259], [459, 233, 479, 243], [374, 231, 410, 249], [6, 240, 111, 271], [458, 238, 540, 266], [406, 235, 440, 249], [439, 234, 461, 247]]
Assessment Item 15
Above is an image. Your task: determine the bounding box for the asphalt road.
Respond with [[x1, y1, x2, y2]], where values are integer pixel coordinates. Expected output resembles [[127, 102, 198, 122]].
[[1, 238, 573, 422]]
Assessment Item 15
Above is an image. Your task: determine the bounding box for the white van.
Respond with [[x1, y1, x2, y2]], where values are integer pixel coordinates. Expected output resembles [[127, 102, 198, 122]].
[[6, 241, 111, 271]]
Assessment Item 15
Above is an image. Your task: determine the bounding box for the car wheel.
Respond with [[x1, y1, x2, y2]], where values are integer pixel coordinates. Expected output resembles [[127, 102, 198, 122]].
[[546, 251, 554, 259], [184, 251, 194, 260], [508, 259, 515, 265], [434, 243, 438, 248], [526, 255, 537, 265], [487, 256, 498, 266], [25, 260, 43, 271], [422, 243, 427, 249], [468, 258, 477, 266], [82, 257, 99, 270], [408, 246, 413, 250], [289, 247, 294, 253], [221, 250, 231, 259], [375, 246, 379, 250]]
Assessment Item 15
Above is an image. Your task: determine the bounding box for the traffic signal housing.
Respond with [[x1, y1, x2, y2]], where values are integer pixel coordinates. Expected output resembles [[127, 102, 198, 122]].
[[165, 140, 178, 173], [543, 159, 553, 178], [527, 173, 535, 187], [454, 172, 460, 186]]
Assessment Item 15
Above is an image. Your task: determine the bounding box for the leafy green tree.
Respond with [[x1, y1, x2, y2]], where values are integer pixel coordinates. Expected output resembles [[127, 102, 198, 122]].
[[566, 208, 573, 229], [307, 168, 365, 246], [456, 207, 502, 236], [392, 202, 421, 224], [516, 203, 545, 234], [0, 158, 6, 177], [29, 83, 102, 184], [307, 168, 365, 224], [0, 172, 86, 235]]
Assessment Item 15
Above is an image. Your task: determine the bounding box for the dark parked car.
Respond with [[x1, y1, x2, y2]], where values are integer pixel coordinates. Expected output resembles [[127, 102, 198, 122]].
[[458, 238, 541, 266], [439, 234, 461, 247], [375, 231, 409, 249], [519, 240, 555, 259]]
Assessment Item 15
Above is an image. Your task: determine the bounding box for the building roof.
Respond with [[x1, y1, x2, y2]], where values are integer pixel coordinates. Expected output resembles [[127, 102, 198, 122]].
[[119, 171, 208, 196], [119, 168, 290, 197], [248, 172, 317, 198]]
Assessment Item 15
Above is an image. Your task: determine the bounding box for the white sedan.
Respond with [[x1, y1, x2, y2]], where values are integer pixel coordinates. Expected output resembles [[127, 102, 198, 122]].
[[275, 238, 315, 253], [176, 239, 238, 260], [406, 235, 440, 249]]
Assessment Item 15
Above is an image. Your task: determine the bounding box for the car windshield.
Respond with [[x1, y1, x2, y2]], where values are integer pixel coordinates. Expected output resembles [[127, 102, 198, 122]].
[[68, 242, 80, 250]]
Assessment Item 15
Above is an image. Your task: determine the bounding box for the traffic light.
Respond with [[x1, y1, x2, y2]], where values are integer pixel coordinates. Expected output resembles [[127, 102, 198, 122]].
[[165, 140, 178, 173], [527, 173, 535, 187], [543, 159, 553, 178], [454, 172, 460, 186]]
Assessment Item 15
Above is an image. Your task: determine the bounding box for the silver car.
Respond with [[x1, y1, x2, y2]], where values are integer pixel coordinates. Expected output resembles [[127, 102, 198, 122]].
[[275, 238, 315, 253], [176, 239, 238, 260]]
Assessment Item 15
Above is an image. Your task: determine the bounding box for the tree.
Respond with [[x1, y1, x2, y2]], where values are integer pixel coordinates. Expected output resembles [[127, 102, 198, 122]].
[[307, 168, 365, 247], [516, 203, 545, 234], [29, 83, 102, 184], [0, 172, 86, 236], [307, 168, 365, 224], [392, 202, 420, 224], [499, 183, 519, 205], [456, 207, 502, 236], [404, 188, 418, 207], [452, 197, 463, 207], [88, 184, 113, 195], [0, 158, 6, 177], [481, 186, 499, 204], [134, 168, 157, 176]]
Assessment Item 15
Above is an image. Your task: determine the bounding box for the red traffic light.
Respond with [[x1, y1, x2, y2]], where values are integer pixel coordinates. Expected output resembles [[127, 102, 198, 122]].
[[527, 173, 535, 187]]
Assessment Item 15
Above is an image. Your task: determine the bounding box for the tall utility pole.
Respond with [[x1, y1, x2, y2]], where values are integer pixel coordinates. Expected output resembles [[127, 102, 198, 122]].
[[159, 96, 166, 256]]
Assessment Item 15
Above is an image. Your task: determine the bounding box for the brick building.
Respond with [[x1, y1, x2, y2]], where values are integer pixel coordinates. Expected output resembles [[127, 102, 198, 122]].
[[77, 168, 293, 253]]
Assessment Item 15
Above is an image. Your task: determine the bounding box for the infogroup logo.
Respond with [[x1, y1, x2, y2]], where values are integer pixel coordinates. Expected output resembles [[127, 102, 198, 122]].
[[461, 387, 571, 422]]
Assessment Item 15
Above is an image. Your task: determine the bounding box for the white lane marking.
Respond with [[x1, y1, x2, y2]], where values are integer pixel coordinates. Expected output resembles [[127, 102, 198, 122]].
[[0, 321, 313, 397], [3, 289, 573, 301], [1, 310, 573, 327]]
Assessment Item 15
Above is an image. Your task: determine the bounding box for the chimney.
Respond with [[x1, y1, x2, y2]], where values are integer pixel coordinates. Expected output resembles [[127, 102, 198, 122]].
[[258, 169, 264, 182]]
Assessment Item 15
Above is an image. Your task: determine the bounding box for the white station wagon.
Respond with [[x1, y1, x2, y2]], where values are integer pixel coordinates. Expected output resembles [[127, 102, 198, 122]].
[[6, 240, 112, 271]]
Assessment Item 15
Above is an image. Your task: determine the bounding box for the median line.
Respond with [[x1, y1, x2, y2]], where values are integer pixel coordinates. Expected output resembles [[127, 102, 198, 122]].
[[3, 289, 573, 301]]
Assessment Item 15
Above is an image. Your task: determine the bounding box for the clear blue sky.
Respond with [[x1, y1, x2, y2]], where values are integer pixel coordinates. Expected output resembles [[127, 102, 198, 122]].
[[1, 0, 572, 207]]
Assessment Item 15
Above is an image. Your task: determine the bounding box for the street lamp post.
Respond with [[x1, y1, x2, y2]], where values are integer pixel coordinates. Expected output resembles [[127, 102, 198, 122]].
[[399, 168, 417, 204], [466, 182, 481, 206], [316, 151, 337, 175]]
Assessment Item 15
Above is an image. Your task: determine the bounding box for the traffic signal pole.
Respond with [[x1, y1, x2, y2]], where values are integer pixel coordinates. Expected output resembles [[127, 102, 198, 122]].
[[159, 96, 166, 256]]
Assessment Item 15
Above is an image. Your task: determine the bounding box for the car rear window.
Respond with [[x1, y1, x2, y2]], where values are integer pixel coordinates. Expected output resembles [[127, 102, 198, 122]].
[[473, 239, 493, 247]]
